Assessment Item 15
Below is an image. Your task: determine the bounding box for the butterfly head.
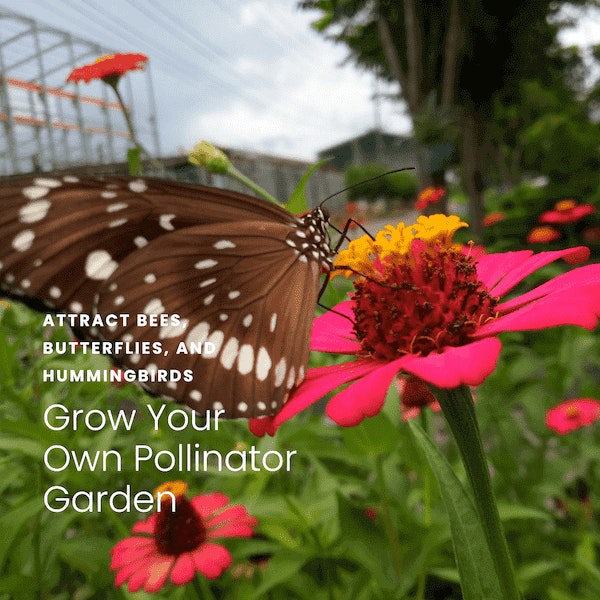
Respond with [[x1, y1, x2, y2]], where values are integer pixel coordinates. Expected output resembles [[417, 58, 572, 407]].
[[287, 206, 335, 272]]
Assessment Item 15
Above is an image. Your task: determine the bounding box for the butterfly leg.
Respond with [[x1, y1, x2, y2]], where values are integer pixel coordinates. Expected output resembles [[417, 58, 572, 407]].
[[330, 219, 375, 251]]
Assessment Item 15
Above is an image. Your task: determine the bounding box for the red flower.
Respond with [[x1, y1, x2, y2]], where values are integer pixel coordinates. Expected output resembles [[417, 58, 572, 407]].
[[415, 187, 446, 211], [364, 507, 378, 520], [527, 226, 561, 244], [111, 481, 257, 593], [546, 399, 600, 435], [482, 211, 505, 227], [539, 200, 595, 224], [250, 215, 598, 435], [67, 53, 148, 84]]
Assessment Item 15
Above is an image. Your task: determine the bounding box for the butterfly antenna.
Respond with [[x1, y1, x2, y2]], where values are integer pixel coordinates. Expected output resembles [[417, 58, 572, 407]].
[[319, 167, 415, 208]]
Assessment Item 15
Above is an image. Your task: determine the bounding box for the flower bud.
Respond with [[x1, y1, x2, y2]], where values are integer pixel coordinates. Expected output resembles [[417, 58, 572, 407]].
[[188, 141, 231, 174]]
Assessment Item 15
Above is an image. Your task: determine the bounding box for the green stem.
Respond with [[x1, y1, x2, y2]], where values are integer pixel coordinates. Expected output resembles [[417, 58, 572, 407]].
[[228, 165, 281, 205], [416, 410, 432, 600], [435, 385, 520, 600], [192, 575, 216, 599], [374, 455, 403, 579], [108, 81, 163, 172]]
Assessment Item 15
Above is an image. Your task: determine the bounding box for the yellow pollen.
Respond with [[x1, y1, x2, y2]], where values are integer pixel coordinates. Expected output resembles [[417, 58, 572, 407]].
[[555, 200, 576, 211], [154, 480, 188, 499], [94, 55, 115, 63], [333, 214, 468, 279], [565, 405, 580, 418]]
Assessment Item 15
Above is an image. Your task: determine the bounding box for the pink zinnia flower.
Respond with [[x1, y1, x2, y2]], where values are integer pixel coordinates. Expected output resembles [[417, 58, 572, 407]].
[[111, 481, 257, 593], [527, 226, 561, 244], [546, 399, 600, 435], [250, 215, 598, 435], [397, 376, 441, 421], [539, 200, 595, 224]]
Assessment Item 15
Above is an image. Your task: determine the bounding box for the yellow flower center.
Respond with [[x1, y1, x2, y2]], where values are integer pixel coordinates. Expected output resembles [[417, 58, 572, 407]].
[[154, 480, 188, 499], [94, 55, 115, 64], [565, 405, 580, 418], [555, 200, 576, 211], [333, 214, 468, 279]]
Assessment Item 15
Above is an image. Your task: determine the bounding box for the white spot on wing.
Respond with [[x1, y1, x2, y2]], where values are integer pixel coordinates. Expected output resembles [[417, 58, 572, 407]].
[[159, 318, 189, 339], [159, 214, 175, 230], [274, 358, 286, 387], [19, 200, 51, 223], [144, 298, 165, 315], [238, 344, 254, 375], [109, 218, 128, 228], [114, 296, 124, 306], [228, 290, 240, 300], [107, 202, 128, 211], [70, 301, 83, 313], [85, 250, 118, 280], [13, 230, 35, 252], [204, 330, 224, 358], [128, 179, 147, 193], [203, 294, 215, 306], [287, 366, 296, 390], [214, 240, 236, 249], [270, 313, 277, 332], [134, 236, 148, 248], [102, 191, 118, 199], [220, 337, 239, 369], [219, 313, 228, 321], [243, 314, 253, 327], [237, 402, 248, 412], [190, 390, 202, 402], [144, 273, 156, 284], [22, 186, 48, 200], [195, 259, 217, 269], [63, 176, 79, 183], [256, 347, 272, 381], [199, 278, 216, 288], [34, 178, 61, 188], [186, 322, 210, 346]]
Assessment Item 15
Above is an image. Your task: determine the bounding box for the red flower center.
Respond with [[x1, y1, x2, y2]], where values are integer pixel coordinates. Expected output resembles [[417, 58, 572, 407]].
[[565, 405, 581, 419], [353, 245, 498, 359], [154, 494, 206, 555]]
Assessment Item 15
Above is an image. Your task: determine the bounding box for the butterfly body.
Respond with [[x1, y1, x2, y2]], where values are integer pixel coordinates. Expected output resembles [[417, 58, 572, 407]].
[[0, 175, 335, 417]]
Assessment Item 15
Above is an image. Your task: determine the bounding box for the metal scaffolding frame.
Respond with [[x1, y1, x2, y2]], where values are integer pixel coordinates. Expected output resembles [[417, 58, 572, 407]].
[[0, 6, 160, 176]]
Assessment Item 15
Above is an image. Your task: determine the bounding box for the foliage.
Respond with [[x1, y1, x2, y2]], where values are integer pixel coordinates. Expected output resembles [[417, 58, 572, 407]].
[[344, 163, 418, 201]]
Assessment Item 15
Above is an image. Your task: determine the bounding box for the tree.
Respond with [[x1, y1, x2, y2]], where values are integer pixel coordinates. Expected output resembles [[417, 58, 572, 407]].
[[300, 0, 597, 234]]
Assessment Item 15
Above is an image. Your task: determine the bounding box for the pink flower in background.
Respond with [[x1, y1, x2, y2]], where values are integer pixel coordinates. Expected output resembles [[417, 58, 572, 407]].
[[250, 215, 598, 436], [111, 481, 257, 593], [397, 377, 441, 421], [539, 200, 595, 224], [546, 399, 600, 435]]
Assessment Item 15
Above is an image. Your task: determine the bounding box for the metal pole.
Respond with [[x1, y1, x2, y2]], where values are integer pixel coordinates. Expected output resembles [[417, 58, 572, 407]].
[[0, 31, 19, 173], [66, 33, 91, 165]]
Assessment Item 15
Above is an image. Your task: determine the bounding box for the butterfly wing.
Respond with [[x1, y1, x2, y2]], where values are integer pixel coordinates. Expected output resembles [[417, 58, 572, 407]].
[[0, 175, 325, 417], [95, 220, 318, 417]]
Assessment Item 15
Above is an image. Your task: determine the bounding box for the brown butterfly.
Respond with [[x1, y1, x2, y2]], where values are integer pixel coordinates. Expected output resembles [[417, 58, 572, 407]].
[[0, 175, 336, 418]]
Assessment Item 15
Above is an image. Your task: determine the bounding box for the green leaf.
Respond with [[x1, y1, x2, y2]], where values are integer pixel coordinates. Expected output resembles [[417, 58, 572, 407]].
[[409, 421, 503, 600], [341, 412, 398, 457], [250, 551, 308, 599], [0, 497, 42, 569], [286, 158, 331, 215]]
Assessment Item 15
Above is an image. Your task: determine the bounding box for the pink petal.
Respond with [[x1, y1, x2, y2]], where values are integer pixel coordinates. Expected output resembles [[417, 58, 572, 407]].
[[170, 553, 196, 586], [207, 506, 257, 538], [131, 514, 157, 535], [477, 286, 600, 335], [143, 557, 174, 593], [311, 300, 360, 353], [191, 543, 232, 579], [111, 537, 156, 569], [476, 251, 533, 290], [399, 338, 502, 387], [497, 263, 600, 312], [325, 359, 405, 426], [190, 493, 230, 519], [248, 358, 380, 436], [487, 247, 590, 297]]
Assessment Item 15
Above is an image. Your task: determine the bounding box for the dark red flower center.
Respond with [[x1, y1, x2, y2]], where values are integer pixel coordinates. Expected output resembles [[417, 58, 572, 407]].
[[353, 244, 498, 359], [154, 494, 206, 555]]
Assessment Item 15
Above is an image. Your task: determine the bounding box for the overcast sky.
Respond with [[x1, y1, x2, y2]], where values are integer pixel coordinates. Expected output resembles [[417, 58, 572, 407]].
[[0, 0, 598, 162]]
